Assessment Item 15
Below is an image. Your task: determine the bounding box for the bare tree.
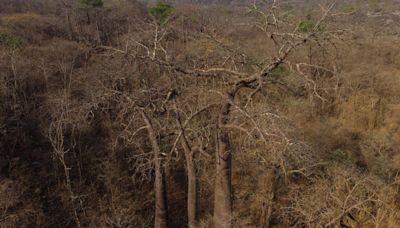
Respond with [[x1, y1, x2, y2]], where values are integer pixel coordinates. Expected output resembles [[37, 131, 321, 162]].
[[48, 56, 81, 228], [61, 0, 75, 40], [213, 87, 236, 227], [141, 110, 169, 228], [98, 2, 343, 226], [172, 96, 199, 228]]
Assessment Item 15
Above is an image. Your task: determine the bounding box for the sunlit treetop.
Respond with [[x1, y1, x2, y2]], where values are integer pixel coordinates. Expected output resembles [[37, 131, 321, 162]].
[[148, 2, 174, 24]]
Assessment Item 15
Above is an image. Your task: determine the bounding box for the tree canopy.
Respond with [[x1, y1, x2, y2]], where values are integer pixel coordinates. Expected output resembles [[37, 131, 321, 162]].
[[149, 2, 174, 23], [77, 0, 103, 8]]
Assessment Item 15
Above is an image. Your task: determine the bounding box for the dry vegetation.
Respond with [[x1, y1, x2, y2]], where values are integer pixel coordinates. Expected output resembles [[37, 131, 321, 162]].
[[1, 0, 400, 227]]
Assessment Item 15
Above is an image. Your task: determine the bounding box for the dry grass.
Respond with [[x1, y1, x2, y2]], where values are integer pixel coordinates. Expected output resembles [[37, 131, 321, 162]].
[[0, 12, 40, 24]]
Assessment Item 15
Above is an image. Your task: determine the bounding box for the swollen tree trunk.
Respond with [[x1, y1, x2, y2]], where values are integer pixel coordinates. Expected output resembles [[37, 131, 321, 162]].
[[213, 87, 237, 228], [141, 110, 169, 228], [259, 167, 277, 228], [173, 100, 198, 228], [181, 134, 198, 228]]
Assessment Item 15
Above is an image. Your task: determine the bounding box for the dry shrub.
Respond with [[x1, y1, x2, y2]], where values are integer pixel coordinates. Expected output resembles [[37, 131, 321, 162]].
[[329, 42, 400, 171], [220, 98, 323, 227], [0, 12, 40, 24], [0, 177, 45, 227], [2, 1, 400, 227], [0, 13, 68, 44], [282, 164, 400, 227], [71, 1, 148, 45], [338, 92, 384, 133]]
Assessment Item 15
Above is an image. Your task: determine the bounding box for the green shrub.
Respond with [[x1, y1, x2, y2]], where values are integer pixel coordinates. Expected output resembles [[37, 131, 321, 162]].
[[223, 8, 233, 16], [331, 148, 347, 162], [77, 0, 103, 8], [0, 33, 22, 49], [149, 2, 174, 24], [298, 20, 315, 33], [271, 65, 288, 77]]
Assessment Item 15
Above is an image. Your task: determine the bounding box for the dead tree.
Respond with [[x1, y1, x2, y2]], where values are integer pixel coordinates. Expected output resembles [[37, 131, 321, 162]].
[[48, 56, 81, 228]]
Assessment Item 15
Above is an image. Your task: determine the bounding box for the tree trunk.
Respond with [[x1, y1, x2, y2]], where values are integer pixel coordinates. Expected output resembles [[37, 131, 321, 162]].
[[213, 87, 237, 228], [65, 9, 74, 40], [259, 167, 277, 228], [61, 1, 74, 40], [86, 10, 91, 24], [181, 136, 198, 228], [173, 99, 198, 228], [141, 111, 169, 228]]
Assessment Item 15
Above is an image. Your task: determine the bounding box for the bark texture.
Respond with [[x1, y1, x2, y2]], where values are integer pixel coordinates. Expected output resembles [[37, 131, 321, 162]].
[[173, 99, 198, 228], [141, 111, 169, 228], [213, 88, 237, 228], [259, 167, 277, 228], [181, 134, 198, 228]]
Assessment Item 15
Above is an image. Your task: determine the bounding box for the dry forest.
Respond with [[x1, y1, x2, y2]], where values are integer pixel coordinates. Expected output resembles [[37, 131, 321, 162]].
[[1, 0, 400, 227]]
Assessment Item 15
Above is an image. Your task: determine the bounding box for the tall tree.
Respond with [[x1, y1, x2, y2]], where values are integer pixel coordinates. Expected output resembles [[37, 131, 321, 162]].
[[213, 87, 237, 228], [99, 2, 339, 226], [141, 110, 169, 228], [77, 0, 103, 24], [61, 0, 74, 40], [172, 97, 198, 228]]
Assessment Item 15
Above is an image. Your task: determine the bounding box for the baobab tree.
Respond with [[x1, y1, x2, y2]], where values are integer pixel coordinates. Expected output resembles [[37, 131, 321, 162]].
[[172, 95, 200, 228], [141, 110, 169, 228], [99, 1, 343, 226]]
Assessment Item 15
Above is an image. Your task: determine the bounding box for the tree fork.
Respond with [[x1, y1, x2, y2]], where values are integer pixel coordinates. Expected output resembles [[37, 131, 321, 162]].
[[172, 99, 198, 228]]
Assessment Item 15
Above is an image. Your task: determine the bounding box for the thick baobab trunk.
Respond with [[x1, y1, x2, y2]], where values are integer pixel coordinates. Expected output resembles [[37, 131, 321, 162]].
[[141, 111, 169, 228], [213, 88, 237, 228], [181, 136, 198, 228], [259, 167, 277, 228], [173, 99, 198, 228]]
